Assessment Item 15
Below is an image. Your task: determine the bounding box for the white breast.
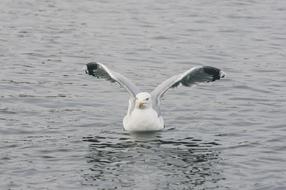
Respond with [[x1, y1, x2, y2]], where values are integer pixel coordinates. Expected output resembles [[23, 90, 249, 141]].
[[123, 108, 164, 132]]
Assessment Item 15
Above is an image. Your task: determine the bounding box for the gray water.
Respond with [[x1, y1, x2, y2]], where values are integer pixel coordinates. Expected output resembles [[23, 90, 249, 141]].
[[1, 0, 286, 189]]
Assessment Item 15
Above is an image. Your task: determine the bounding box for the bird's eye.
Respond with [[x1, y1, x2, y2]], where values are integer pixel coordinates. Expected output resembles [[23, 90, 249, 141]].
[[145, 98, 149, 101]]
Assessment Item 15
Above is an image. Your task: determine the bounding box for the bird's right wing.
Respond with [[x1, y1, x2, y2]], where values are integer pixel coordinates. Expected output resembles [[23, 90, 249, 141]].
[[151, 66, 225, 115], [85, 62, 140, 99]]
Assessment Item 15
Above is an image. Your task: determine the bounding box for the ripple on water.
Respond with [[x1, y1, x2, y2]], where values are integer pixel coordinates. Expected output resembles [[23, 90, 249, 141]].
[[82, 132, 223, 189]]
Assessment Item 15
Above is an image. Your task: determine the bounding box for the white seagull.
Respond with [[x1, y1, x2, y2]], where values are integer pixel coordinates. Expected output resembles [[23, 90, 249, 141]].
[[85, 62, 225, 132]]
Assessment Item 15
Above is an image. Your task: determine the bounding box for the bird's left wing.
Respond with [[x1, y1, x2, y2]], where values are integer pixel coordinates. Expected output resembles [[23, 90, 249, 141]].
[[151, 66, 225, 115], [85, 62, 140, 98]]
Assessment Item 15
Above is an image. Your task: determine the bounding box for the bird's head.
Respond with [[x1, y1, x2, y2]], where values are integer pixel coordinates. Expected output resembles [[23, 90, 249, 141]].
[[135, 92, 152, 109]]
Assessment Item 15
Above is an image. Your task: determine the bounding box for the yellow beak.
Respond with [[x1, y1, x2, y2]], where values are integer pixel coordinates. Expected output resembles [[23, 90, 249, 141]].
[[139, 101, 145, 109]]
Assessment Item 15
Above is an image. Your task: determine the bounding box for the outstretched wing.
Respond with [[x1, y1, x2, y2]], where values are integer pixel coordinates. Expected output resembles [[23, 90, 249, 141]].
[[85, 62, 140, 98], [151, 66, 225, 114]]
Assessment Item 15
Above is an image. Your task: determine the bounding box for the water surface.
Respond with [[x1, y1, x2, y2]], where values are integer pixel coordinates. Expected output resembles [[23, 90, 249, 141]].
[[1, 0, 286, 189]]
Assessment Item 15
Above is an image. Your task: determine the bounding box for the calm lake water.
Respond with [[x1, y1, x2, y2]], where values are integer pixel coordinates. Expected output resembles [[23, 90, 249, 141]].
[[1, 0, 286, 189]]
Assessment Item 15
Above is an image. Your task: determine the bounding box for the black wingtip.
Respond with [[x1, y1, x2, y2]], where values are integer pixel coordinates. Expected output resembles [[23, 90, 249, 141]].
[[86, 62, 98, 76], [202, 66, 225, 81]]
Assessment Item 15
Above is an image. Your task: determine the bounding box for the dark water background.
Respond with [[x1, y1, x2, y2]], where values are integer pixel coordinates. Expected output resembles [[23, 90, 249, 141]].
[[1, 0, 286, 189]]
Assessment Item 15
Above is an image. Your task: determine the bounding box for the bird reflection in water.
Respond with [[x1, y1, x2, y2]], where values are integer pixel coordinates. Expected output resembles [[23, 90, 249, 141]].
[[82, 131, 223, 189]]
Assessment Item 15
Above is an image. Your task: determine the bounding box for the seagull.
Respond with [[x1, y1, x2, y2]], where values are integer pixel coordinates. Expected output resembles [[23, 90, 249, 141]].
[[84, 62, 225, 132]]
